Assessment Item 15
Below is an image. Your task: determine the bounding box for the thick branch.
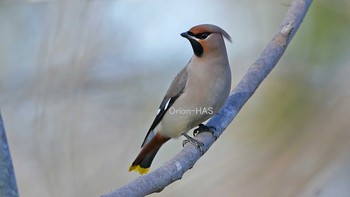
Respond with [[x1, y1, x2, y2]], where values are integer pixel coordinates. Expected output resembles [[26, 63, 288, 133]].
[[0, 112, 19, 197], [101, 0, 313, 196]]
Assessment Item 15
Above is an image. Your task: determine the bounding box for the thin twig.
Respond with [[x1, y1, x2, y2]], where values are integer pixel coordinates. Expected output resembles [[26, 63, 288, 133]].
[[101, 0, 313, 196]]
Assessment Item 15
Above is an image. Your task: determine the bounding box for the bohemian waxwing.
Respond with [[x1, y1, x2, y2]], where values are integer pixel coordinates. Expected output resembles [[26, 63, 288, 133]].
[[129, 24, 232, 174]]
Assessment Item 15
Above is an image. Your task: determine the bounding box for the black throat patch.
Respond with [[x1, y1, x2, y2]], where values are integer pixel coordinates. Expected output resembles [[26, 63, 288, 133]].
[[188, 39, 203, 57]]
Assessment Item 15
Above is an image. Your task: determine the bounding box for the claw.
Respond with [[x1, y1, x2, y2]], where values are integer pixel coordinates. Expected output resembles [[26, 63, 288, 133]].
[[182, 132, 204, 155], [193, 124, 217, 140], [182, 139, 188, 147]]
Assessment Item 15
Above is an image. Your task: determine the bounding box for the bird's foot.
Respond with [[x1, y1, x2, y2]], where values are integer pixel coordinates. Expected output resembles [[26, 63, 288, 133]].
[[193, 124, 218, 140], [182, 132, 204, 155]]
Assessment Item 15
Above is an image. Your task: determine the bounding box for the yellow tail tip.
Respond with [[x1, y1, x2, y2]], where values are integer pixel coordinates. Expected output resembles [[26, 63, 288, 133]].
[[129, 165, 149, 175]]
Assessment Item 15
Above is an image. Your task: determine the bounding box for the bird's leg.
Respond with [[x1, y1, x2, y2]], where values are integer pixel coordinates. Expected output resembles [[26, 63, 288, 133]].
[[182, 132, 204, 154], [193, 124, 218, 140]]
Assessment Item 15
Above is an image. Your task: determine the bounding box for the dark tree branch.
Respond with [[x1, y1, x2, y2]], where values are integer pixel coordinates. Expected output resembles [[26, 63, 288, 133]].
[[0, 112, 19, 197], [101, 0, 313, 196]]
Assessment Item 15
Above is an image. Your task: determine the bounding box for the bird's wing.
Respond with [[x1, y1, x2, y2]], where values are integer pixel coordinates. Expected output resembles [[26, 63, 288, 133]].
[[141, 65, 188, 147]]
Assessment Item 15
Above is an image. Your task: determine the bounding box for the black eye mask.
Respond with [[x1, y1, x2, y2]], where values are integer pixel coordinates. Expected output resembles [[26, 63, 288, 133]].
[[187, 31, 212, 40], [195, 32, 211, 39]]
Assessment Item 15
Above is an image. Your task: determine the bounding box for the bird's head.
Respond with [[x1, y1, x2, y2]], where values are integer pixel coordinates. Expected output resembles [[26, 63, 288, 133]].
[[181, 24, 231, 58]]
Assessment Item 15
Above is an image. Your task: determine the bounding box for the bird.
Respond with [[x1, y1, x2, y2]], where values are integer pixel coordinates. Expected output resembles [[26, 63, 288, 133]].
[[129, 24, 232, 175]]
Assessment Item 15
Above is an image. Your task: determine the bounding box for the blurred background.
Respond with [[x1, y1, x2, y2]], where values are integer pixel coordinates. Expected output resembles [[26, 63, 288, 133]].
[[1, 0, 350, 196]]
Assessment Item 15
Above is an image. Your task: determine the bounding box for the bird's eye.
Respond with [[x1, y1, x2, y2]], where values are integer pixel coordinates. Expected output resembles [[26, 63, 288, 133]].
[[196, 32, 211, 40]]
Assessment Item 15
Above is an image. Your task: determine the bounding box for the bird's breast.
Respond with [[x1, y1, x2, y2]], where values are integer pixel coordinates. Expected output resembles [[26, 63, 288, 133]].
[[159, 57, 231, 138]]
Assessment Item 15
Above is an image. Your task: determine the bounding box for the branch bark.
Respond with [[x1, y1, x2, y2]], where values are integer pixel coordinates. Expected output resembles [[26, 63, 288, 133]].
[[0, 112, 19, 197], [101, 0, 313, 196]]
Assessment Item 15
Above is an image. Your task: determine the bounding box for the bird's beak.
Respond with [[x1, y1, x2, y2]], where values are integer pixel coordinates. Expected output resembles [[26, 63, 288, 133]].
[[180, 31, 190, 39]]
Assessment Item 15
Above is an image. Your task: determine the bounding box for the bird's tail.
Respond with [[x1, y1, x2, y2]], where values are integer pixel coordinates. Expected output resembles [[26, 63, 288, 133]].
[[129, 132, 169, 174]]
